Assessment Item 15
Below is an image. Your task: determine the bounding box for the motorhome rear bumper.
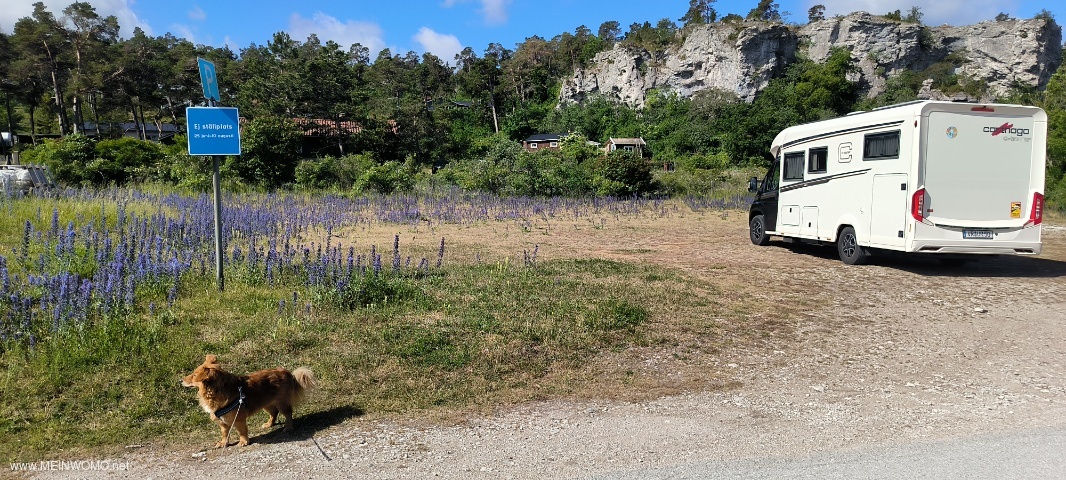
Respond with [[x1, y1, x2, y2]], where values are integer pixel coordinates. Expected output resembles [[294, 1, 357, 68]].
[[910, 242, 1041, 255]]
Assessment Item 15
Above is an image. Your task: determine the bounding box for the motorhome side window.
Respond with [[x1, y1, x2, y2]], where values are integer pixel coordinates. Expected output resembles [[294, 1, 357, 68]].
[[808, 147, 828, 173], [782, 152, 804, 181], [863, 131, 900, 160], [762, 160, 780, 192]]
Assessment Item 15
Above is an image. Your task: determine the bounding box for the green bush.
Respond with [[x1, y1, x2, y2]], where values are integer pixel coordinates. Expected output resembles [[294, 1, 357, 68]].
[[593, 149, 654, 196], [22, 134, 96, 186], [234, 116, 303, 188], [436, 134, 523, 194], [354, 159, 419, 194], [295, 153, 376, 190], [654, 167, 725, 197], [505, 149, 592, 197], [95, 138, 166, 184]]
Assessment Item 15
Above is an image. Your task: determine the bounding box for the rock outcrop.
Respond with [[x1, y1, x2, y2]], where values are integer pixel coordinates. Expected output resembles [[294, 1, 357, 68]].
[[560, 12, 1063, 108]]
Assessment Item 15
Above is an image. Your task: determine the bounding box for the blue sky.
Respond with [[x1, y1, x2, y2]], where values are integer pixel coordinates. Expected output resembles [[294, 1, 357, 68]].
[[1, 1, 1061, 63]]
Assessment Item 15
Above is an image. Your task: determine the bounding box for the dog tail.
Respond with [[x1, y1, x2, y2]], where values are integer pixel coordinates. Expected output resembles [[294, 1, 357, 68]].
[[292, 367, 316, 403]]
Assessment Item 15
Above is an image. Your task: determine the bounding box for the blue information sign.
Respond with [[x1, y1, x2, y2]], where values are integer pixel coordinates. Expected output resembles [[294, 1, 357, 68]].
[[197, 57, 220, 103], [187, 107, 241, 156]]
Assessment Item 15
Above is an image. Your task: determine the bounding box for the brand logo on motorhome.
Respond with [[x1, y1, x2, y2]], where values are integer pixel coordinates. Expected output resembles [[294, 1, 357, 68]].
[[985, 122, 1030, 137]]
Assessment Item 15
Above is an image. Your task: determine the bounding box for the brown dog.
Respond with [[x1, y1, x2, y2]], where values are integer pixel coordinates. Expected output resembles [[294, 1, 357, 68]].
[[182, 354, 316, 448]]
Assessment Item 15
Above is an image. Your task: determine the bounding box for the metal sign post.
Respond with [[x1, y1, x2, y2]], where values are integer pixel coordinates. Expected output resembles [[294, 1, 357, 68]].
[[191, 57, 235, 291], [211, 154, 224, 291]]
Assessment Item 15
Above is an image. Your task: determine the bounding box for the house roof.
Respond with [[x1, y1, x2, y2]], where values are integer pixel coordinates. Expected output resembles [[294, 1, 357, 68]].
[[79, 122, 180, 133], [608, 137, 646, 145], [293, 117, 364, 136], [524, 133, 565, 143]]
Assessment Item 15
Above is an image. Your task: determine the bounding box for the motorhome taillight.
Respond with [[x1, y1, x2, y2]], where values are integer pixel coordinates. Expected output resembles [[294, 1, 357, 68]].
[[1031, 192, 1044, 225], [911, 188, 926, 222], [971, 106, 995, 112]]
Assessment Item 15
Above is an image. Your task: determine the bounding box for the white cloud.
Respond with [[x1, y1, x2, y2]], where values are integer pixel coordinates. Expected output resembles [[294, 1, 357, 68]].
[[288, 11, 385, 55], [439, 0, 511, 26], [223, 35, 238, 51], [0, 0, 151, 38], [188, 5, 206, 22], [479, 0, 511, 26], [170, 23, 197, 45], [413, 27, 464, 64], [812, 0, 1020, 25]]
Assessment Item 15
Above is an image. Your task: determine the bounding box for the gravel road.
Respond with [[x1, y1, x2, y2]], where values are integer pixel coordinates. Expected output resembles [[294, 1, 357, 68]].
[[29, 223, 1066, 479]]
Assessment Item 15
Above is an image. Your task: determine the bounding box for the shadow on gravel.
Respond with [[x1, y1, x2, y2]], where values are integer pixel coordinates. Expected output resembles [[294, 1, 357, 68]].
[[775, 241, 1066, 278], [875, 253, 1066, 278], [252, 405, 365, 445]]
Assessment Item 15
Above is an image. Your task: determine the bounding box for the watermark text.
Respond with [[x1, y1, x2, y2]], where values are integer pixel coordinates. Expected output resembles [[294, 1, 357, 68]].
[[11, 459, 132, 472]]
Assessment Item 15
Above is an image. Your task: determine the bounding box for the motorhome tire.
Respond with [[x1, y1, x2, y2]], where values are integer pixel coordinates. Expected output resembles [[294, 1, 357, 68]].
[[750, 215, 770, 246], [837, 226, 869, 265]]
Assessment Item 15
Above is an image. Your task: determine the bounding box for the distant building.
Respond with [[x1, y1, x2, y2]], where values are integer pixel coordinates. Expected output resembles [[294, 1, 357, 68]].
[[604, 137, 648, 157], [522, 133, 565, 153], [79, 122, 181, 142]]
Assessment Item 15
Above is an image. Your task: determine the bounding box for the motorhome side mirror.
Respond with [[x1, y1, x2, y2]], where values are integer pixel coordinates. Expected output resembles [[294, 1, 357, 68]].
[[747, 176, 759, 193]]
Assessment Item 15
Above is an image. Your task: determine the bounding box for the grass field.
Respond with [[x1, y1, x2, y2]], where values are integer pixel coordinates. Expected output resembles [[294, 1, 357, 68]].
[[0, 186, 814, 461]]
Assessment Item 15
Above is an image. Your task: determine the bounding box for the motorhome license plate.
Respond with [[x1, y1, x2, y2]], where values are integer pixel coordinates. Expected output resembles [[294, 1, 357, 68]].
[[963, 230, 993, 239]]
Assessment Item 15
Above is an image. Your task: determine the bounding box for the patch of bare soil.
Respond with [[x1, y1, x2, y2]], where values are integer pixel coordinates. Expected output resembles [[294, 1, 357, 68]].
[[35, 212, 1066, 479]]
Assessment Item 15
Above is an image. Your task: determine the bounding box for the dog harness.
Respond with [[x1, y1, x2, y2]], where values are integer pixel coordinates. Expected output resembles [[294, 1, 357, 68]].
[[214, 386, 245, 417]]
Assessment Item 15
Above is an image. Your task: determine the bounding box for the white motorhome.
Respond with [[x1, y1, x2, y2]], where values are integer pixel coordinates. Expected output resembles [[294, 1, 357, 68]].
[[747, 100, 1047, 265]]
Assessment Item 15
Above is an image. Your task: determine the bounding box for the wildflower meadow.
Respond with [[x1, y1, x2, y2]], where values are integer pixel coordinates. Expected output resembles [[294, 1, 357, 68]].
[[0, 186, 752, 458]]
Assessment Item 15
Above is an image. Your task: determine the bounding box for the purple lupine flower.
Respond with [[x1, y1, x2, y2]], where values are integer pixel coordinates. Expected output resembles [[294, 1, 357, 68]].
[[436, 237, 445, 268], [22, 220, 31, 260], [78, 279, 92, 322], [392, 234, 401, 273], [52, 303, 62, 331], [65, 222, 76, 255], [125, 277, 135, 307], [0, 256, 8, 296], [49, 208, 59, 241]]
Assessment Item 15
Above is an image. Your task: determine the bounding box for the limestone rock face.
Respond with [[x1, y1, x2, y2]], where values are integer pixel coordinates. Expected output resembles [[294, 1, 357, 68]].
[[560, 13, 1063, 107], [560, 24, 795, 106]]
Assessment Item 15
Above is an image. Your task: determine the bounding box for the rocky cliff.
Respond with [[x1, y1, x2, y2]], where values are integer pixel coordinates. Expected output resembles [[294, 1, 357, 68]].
[[559, 12, 1063, 108]]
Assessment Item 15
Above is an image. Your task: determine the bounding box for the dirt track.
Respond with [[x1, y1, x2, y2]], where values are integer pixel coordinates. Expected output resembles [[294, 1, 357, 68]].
[[31, 215, 1066, 479]]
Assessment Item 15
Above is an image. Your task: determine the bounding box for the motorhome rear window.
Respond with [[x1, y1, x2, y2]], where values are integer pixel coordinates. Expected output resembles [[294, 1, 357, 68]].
[[783, 152, 805, 181], [863, 131, 900, 160], [808, 147, 828, 173]]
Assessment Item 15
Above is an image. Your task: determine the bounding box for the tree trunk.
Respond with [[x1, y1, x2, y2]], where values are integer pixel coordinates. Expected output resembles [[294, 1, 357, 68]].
[[72, 48, 84, 135], [72, 94, 83, 134], [4, 95, 13, 139], [129, 98, 140, 140], [3, 95, 12, 165], [490, 96, 499, 133], [138, 103, 148, 140], [51, 68, 69, 135], [90, 92, 102, 138], [29, 105, 37, 146], [38, 37, 70, 135]]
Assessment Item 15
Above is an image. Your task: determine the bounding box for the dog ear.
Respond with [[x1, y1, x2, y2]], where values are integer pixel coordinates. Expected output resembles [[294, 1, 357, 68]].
[[200, 367, 217, 386], [204, 354, 219, 366]]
